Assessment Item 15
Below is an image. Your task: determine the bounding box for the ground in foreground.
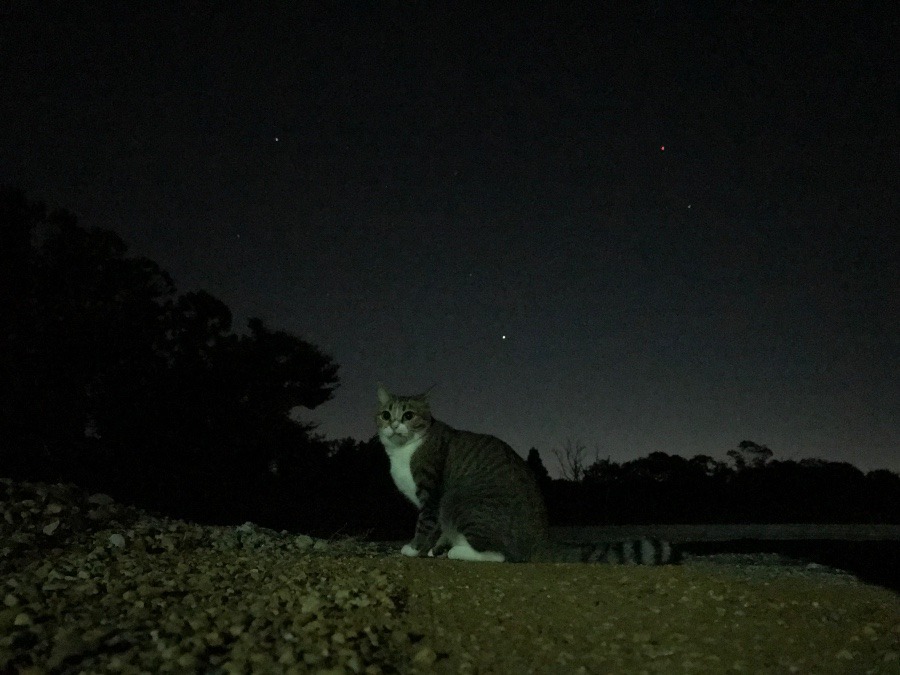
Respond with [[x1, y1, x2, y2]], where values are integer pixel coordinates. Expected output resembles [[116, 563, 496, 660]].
[[2, 479, 898, 673]]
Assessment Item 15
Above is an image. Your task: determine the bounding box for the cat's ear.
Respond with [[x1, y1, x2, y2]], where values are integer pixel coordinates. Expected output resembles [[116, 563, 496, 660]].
[[377, 383, 392, 405], [416, 383, 438, 400]]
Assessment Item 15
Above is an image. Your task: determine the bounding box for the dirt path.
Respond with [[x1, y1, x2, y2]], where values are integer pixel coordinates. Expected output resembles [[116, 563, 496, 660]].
[[404, 558, 899, 673]]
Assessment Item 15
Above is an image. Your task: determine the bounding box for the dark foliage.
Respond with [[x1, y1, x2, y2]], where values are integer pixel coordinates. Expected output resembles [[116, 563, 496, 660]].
[[526, 447, 551, 492], [548, 446, 900, 525], [0, 188, 340, 527]]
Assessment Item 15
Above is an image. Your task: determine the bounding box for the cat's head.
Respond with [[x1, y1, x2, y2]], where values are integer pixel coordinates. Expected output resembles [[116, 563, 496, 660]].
[[376, 384, 433, 448]]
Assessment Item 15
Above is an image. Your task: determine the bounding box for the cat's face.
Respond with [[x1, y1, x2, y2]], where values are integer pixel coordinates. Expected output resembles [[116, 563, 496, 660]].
[[376, 385, 432, 448]]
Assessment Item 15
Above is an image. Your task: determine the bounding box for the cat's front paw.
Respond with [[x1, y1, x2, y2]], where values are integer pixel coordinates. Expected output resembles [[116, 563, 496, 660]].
[[429, 542, 450, 557], [400, 543, 420, 557]]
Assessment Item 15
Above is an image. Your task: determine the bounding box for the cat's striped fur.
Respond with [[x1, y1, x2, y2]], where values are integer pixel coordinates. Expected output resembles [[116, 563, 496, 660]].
[[376, 385, 677, 564]]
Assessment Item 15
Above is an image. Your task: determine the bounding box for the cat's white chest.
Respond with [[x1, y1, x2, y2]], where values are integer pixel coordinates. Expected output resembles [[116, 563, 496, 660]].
[[387, 436, 423, 507]]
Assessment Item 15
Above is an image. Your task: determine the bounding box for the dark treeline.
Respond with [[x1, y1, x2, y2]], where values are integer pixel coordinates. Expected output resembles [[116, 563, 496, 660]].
[[1, 189, 898, 539], [539, 441, 900, 527]]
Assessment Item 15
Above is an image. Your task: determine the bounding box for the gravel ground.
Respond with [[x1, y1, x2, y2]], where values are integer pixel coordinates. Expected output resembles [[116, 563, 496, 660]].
[[2, 478, 898, 673], [1, 478, 415, 673]]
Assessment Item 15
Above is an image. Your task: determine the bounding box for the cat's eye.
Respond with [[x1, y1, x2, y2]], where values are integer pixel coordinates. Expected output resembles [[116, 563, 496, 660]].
[[380, 411, 391, 421], [402, 411, 415, 421]]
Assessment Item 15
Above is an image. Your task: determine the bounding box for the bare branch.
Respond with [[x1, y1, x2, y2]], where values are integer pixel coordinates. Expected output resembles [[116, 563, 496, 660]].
[[552, 438, 593, 482]]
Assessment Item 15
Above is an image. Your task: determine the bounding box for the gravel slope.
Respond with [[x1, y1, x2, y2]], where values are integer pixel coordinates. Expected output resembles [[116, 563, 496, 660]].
[[2, 478, 898, 673]]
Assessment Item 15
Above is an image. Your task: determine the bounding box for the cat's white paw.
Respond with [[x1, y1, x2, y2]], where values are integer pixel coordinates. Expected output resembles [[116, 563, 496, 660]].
[[447, 543, 505, 562], [427, 548, 435, 557], [400, 543, 420, 557]]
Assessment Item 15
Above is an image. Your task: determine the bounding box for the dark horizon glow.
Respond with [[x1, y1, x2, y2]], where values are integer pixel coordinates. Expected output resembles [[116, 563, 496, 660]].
[[2, 3, 897, 473]]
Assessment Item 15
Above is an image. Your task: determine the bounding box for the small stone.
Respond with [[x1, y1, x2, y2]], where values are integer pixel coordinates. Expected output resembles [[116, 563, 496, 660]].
[[411, 646, 436, 666], [42, 520, 60, 535], [201, 630, 221, 646], [294, 534, 314, 549], [177, 653, 197, 668], [301, 594, 322, 614], [109, 533, 126, 548]]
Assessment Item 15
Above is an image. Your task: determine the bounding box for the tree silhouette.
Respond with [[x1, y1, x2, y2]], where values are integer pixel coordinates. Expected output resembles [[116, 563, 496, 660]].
[[223, 317, 338, 417], [552, 438, 594, 482], [0, 189, 340, 525], [317, 436, 412, 538], [556, 442, 899, 525], [526, 447, 551, 490], [1, 189, 176, 481], [727, 440, 774, 471]]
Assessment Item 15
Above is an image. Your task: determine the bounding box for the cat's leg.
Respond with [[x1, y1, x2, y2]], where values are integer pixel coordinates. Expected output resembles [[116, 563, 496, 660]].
[[427, 531, 450, 557], [403, 486, 442, 557], [402, 527, 439, 557], [438, 493, 506, 561], [446, 534, 505, 562]]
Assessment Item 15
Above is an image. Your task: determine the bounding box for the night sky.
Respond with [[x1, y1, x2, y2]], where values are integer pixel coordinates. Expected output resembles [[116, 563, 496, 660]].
[[3, 3, 897, 472]]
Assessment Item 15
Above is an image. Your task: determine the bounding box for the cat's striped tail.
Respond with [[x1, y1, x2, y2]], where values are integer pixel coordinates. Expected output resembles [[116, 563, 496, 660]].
[[549, 538, 680, 565]]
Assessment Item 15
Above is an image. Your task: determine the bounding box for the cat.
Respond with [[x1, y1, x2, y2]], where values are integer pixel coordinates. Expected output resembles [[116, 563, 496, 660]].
[[376, 385, 677, 564]]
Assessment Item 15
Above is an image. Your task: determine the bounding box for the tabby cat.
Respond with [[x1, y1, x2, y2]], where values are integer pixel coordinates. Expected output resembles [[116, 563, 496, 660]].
[[376, 385, 677, 564]]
